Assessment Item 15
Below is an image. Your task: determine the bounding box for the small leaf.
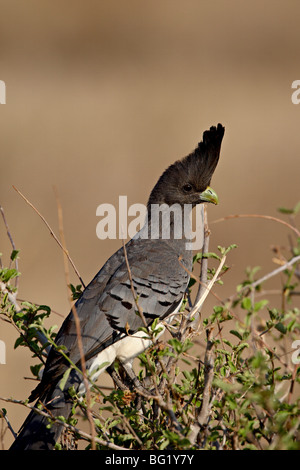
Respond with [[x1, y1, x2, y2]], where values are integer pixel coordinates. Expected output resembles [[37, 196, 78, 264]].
[[278, 207, 294, 214], [254, 299, 269, 312], [14, 337, 24, 349], [241, 297, 252, 311], [59, 367, 73, 391], [220, 244, 238, 255], [193, 252, 203, 263], [202, 252, 221, 260], [275, 322, 287, 334], [230, 329, 243, 341], [10, 250, 20, 261]]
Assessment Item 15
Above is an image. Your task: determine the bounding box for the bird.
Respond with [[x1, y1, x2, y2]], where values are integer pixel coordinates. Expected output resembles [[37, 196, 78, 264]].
[[10, 123, 225, 450]]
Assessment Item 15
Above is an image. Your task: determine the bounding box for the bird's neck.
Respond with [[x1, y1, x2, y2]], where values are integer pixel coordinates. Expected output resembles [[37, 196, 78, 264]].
[[132, 202, 193, 243], [148, 202, 192, 240]]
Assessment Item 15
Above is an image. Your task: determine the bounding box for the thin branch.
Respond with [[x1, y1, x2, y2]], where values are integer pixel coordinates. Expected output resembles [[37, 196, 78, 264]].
[[179, 254, 227, 331], [121, 238, 148, 330], [16, 298, 65, 319], [187, 328, 215, 445], [187, 205, 210, 328], [0, 408, 17, 440], [195, 206, 210, 304], [12, 185, 85, 288], [0, 396, 127, 450], [212, 213, 300, 238], [0, 206, 19, 288], [197, 328, 215, 426], [54, 187, 96, 450], [0, 281, 20, 313], [134, 387, 184, 435], [0, 281, 50, 359], [233, 255, 300, 297]]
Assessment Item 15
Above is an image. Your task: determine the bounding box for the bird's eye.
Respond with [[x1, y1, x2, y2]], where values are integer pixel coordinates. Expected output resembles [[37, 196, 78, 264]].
[[182, 183, 193, 193]]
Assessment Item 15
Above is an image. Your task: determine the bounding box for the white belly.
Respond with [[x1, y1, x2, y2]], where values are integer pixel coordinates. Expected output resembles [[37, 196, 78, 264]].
[[78, 324, 166, 394], [78, 301, 182, 394]]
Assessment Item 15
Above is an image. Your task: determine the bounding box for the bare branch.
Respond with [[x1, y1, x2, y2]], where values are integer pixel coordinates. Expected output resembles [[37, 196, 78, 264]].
[[232, 255, 300, 297], [54, 187, 96, 450], [212, 213, 300, 238], [12, 185, 85, 288], [197, 328, 215, 427], [180, 254, 227, 331], [0, 396, 127, 450], [187, 329, 215, 446], [0, 205, 19, 287], [121, 238, 148, 330], [0, 281, 50, 359]]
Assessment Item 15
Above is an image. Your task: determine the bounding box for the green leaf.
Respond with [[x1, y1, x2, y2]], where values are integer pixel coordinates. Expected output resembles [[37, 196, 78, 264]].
[[278, 207, 294, 214], [10, 250, 20, 261], [59, 367, 73, 391], [168, 338, 183, 354], [293, 201, 300, 214], [159, 439, 170, 450], [151, 317, 159, 330], [30, 363, 43, 378], [213, 305, 224, 314], [193, 252, 203, 263], [241, 297, 252, 311], [1, 268, 19, 283], [275, 322, 287, 334], [218, 244, 238, 256], [278, 201, 300, 215], [202, 252, 221, 260], [14, 337, 24, 349], [254, 299, 269, 312], [230, 329, 243, 341], [235, 342, 249, 355]]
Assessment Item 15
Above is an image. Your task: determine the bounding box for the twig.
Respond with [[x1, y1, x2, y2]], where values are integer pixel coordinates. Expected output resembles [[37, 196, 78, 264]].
[[187, 328, 215, 445], [0, 281, 50, 359], [0, 206, 19, 288], [121, 238, 148, 330], [0, 396, 127, 450], [232, 255, 300, 297], [212, 213, 300, 238], [16, 298, 65, 318], [54, 187, 96, 450], [121, 239, 167, 398], [187, 205, 210, 327], [179, 255, 227, 331], [0, 206, 54, 358], [197, 328, 215, 426], [12, 185, 85, 288], [134, 387, 183, 435], [0, 409, 17, 440], [0, 281, 20, 313]]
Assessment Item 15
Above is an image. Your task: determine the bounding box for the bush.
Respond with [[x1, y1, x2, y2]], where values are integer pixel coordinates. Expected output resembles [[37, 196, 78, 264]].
[[0, 204, 299, 450]]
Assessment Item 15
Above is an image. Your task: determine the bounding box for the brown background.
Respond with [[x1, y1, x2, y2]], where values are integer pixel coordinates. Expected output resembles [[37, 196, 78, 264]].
[[1, 0, 300, 449]]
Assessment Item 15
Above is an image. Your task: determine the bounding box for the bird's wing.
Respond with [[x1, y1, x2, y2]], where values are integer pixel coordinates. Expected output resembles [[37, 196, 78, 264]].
[[30, 237, 190, 400]]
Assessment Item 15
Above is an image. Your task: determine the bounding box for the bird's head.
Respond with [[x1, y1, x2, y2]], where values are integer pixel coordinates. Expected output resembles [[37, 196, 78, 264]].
[[147, 123, 225, 208]]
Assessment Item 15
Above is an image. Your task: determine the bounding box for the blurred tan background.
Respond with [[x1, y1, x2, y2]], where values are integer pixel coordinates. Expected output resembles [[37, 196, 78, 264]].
[[1, 0, 300, 448]]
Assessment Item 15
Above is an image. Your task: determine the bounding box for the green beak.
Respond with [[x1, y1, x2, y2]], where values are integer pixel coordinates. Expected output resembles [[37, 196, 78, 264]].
[[199, 186, 219, 205]]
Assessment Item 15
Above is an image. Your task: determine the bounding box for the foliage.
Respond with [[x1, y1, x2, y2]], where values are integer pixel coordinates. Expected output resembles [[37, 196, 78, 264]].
[[0, 205, 300, 450]]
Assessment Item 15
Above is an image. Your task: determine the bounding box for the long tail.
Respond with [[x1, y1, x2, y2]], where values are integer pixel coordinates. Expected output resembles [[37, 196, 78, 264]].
[[9, 385, 73, 450]]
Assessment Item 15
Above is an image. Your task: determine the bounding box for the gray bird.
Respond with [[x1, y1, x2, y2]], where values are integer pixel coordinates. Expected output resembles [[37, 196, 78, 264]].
[[10, 123, 224, 450]]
